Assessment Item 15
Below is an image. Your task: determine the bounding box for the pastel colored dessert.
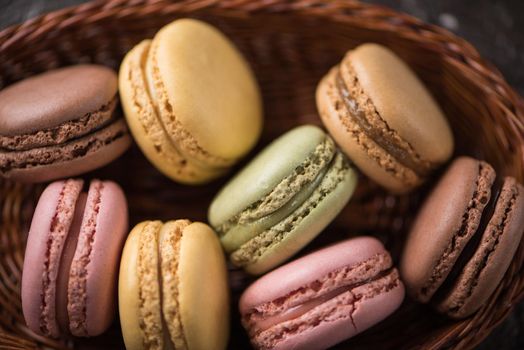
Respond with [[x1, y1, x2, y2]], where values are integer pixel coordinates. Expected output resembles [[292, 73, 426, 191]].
[[119, 18, 262, 184], [401, 157, 524, 318], [22, 178, 128, 337], [316, 43, 454, 193], [0, 65, 131, 183], [240, 237, 405, 350], [119, 220, 229, 350], [208, 125, 358, 275]]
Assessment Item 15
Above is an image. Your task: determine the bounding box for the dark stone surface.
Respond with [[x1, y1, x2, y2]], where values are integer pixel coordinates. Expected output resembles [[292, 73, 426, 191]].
[[0, 0, 522, 349]]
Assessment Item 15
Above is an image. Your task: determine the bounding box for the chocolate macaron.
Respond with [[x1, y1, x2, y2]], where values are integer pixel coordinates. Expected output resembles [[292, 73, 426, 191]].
[[0, 65, 131, 182], [401, 157, 524, 318], [316, 43, 454, 193]]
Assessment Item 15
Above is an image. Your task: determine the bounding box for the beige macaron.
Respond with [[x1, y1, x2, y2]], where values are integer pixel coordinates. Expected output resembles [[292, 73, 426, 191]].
[[119, 19, 263, 184], [118, 220, 229, 350], [316, 43, 454, 193]]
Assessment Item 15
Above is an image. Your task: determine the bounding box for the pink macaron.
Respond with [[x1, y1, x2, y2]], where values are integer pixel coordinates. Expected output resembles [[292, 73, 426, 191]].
[[239, 236, 405, 350], [22, 178, 128, 338]]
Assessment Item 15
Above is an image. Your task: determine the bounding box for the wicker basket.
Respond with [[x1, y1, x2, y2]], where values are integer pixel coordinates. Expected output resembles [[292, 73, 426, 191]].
[[1, 0, 524, 349]]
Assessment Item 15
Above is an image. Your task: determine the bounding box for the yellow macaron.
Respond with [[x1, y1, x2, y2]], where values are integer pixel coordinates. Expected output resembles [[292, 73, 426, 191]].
[[119, 19, 263, 184], [118, 220, 229, 350]]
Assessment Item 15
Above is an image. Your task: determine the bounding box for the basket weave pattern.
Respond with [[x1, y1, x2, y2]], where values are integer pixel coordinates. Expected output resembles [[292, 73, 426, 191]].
[[1, 1, 524, 349]]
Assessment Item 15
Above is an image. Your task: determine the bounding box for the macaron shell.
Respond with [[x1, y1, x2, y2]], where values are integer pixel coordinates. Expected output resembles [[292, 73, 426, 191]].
[[351, 280, 405, 334], [242, 157, 357, 275], [5, 126, 131, 183], [177, 222, 229, 350], [151, 18, 262, 160], [22, 181, 67, 335], [346, 43, 453, 164], [436, 179, 524, 318], [271, 314, 358, 350], [400, 157, 494, 301], [209, 125, 327, 227], [158, 220, 190, 349], [119, 40, 224, 184], [81, 180, 128, 335], [56, 192, 87, 334], [316, 67, 419, 193], [118, 221, 151, 350], [0, 65, 117, 135], [240, 236, 387, 312]]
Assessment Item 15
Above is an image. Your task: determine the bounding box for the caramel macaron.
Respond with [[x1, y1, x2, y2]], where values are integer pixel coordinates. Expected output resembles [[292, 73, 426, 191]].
[[119, 220, 229, 350], [401, 157, 524, 318], [316, 43, 454, 193], [119, 19, 263, 184], [0, 65, 131, 183]]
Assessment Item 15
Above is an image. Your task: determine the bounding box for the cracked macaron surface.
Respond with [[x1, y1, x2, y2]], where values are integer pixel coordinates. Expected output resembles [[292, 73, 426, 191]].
[[21, 178, 128, 338], [240, 237, 405, 350], [208, 125, 358, 275], [401, 157, 524, 318], [0, 65, 131, 183], [119, 18, 262, 184], [119, 220, 229, 350], [316, 43, 453, 193]]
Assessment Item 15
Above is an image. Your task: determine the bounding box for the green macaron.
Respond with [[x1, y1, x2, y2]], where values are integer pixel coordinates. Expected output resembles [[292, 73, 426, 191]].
[[208, 125, 358, 275]]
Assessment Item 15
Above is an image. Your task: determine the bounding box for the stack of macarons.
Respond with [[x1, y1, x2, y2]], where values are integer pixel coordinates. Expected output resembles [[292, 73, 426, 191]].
[[3, 15, 521, 350]]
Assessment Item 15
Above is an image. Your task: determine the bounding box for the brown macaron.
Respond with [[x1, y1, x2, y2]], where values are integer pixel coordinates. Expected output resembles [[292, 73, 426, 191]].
[[401, 156, 524, 318], [0, 64, 131, 183], [316, 43, 454, 193]]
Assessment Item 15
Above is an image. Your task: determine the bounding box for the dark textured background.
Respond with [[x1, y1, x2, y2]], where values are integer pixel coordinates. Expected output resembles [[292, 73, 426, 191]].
[[0, 0, 523, 348]]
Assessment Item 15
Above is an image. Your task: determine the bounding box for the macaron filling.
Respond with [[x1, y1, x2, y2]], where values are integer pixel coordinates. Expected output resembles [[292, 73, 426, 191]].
[[0, 97, 117, 151], [335, 64, 433, 178], [242, 253, 401, 349], [0, 118, 128, 173], [230, 152, 350, 268]]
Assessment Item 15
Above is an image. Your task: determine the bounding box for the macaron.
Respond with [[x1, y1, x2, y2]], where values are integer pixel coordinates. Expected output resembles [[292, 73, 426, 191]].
[[22, 178, 128, 337], [401, 157, 524, 318], [0, 65, 131, 183], [119, 220, 229, 350], [316, 43, 454, 193], [119, 18, 262, 184], [240, 237, 405, 350], [208, 125, 358, 275]]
